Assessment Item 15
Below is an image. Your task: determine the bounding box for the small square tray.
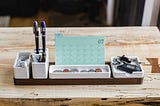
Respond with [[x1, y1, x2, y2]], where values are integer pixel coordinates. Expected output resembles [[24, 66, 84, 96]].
[[13, 52, 31, 79], [111, 56, 144, 78]]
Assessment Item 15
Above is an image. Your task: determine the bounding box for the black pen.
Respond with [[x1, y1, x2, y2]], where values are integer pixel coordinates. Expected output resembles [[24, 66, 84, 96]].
[[33, 21, 39, 54], [40, 21, 46, 62]]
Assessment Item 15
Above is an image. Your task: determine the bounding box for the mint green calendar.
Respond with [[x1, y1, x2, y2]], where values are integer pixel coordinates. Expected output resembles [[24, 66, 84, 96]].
[[55, 33, 105, 65]]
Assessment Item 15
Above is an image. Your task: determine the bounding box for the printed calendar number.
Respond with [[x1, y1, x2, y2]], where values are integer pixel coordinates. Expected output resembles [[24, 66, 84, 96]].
[[98, 39, 104, 44]]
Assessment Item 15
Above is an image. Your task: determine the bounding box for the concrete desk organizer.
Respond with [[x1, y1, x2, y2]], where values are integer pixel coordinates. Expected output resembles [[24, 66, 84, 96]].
[[13, 55, 143, 85], [13, 49, 49, 79], [13, 52, 31, 79], [49, 65, 111, 79], [111, 56, 144, 78], [49, 33, 111, 79], [13, 33, 144, 85], [32, 48, 49, 79]]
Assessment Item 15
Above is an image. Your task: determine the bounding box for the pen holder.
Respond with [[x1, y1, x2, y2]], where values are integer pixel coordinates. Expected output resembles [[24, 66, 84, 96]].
[[13, 52, 31, 79], [32, 48, 49, 79]]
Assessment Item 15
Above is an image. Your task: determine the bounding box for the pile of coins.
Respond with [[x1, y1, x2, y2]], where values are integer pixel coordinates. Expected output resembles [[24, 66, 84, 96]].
[[54, 68, 102, 72], [49, 65, 111, 79]]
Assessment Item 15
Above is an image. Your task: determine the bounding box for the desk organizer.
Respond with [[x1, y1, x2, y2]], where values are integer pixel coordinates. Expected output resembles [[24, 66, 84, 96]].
[[111, 56, 144, 78], [49, 65, 111, 79], [32, 49, 49, 79], [14, 62, 143, 85], [13, 52, 31, 79], [13, 33, 144, 85]]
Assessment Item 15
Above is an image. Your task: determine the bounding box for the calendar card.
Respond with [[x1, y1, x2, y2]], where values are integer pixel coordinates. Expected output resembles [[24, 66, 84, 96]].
[[55, 33, 105, 65]]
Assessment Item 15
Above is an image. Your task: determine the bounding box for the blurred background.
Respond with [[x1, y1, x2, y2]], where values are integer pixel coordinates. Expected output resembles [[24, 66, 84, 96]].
[[0, 0, 159, 29]]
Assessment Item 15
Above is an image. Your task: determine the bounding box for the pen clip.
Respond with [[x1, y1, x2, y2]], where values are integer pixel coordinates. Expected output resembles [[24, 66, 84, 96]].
[[33, 21, 39, 35], [40, 21, 46, 35]]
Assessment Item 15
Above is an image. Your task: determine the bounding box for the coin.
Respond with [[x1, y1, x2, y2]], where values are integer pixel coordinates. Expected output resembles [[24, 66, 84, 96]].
[[88, 69, 95, 72], [63, 69, 70, 72], [71, 68, 79, 72], [54, 70, 63, 72], [80, 70, 88, 72], [95, 68, 102, 72]]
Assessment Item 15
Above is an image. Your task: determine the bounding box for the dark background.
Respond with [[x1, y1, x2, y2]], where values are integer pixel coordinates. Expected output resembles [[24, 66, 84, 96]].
[[0, 0, 159, 28]]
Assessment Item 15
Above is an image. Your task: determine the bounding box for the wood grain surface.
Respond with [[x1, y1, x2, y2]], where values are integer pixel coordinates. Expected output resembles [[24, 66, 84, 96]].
[[0, 27, 160, 105]]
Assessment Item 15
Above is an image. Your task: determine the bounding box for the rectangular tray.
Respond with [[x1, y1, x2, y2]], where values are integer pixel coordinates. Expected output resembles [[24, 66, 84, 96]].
[[13, 62, 143, 85]]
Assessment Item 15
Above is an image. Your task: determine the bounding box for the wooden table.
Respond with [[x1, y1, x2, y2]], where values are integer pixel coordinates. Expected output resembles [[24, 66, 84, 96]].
[[0, 27, 160, 106]]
